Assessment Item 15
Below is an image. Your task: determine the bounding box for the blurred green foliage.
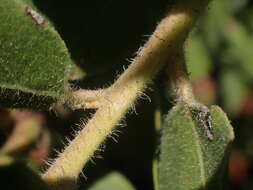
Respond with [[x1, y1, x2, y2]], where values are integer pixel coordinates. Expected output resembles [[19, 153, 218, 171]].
[[186, 0, 253, 117]]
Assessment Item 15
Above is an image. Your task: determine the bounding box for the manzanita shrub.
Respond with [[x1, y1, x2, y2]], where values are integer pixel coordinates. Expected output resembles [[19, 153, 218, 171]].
[[0, 0, 238, 190]]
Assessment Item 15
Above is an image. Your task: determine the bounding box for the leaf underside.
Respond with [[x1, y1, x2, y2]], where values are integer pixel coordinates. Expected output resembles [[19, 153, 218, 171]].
[[0, 0, 73, 109], [159, 104, 234, 190]]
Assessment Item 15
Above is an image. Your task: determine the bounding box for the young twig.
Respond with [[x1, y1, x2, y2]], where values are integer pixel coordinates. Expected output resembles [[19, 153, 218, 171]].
[[70, 89, 106, 109], [166, 48, 196, 104], [166, 48, 214, 140]]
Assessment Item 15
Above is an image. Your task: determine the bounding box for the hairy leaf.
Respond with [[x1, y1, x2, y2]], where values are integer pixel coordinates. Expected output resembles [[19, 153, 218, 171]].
[[159, 104, 234, 190], [0, 0, 73, 109]]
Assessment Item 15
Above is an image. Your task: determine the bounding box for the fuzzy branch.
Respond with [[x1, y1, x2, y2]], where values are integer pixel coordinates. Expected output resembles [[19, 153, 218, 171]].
[[166, 47, 215, 141], [42, 1, 211, 190], [166, 47, 196, 104], [70, 89, 105, 109]]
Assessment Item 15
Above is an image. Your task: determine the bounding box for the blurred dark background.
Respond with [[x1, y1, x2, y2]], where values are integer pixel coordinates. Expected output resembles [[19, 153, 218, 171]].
[[1, 0, 253, 189]]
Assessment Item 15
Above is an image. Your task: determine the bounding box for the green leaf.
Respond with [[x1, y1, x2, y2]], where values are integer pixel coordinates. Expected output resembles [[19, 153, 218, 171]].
[[224, 20, 253, 82], [159, 104, 234, 190], [200, 0, 230, 51], [228, 0, 248, 13], [220, 70, 248, 116], [87, 172, 136, 190], [0, 0, 73, 109], [186, 34, 212, 80]]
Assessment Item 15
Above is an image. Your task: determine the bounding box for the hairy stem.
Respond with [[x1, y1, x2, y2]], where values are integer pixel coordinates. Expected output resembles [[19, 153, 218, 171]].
[[166, 47, 215, 140], [42, 1, 211, 190], [166, 48, 196, 104], [70, 89, 106, 109]]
